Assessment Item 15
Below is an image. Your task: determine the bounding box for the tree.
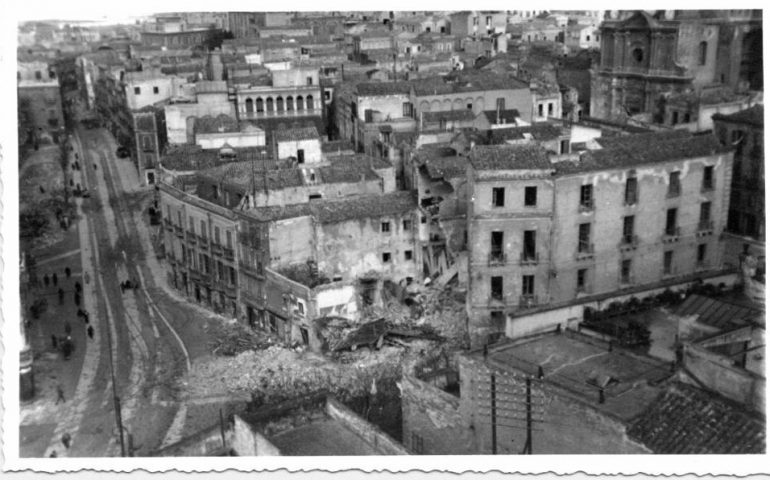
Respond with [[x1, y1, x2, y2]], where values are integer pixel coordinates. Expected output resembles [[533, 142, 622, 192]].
[[19, 207, 50, 241]]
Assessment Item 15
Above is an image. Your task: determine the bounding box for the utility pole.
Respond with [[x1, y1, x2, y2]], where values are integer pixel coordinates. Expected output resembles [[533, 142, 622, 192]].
[[490, 372, 497, 454], [390, 11, 396, 81], [523, 376, 533, 454]]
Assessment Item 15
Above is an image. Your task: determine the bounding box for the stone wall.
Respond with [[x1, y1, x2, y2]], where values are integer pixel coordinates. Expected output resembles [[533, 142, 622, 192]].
[[232, 415, 282, 456], [325, 397, 410, 455]]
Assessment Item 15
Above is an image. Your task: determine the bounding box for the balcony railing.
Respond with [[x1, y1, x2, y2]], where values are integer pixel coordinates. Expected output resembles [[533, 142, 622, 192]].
[[186, 233, 197, 245], [701, 182, 715, 193], [488, 252, 507, 266], [174, 224, 184, 238], [576, 243, 594, 260], [520, 252, 539, 265], [488, 294, 505, 305], [210, 243, 223, 256], [578, 200, 594, 213], [697, 220, 714, 236], [619, 274, 635, 287], [662, 227, 681, 243], [619, 234, 639, 251], [519, 295, 538, 309], [223, 247, 235, 261], [240, 108, 321, 120], [197, 235, 209, 249]]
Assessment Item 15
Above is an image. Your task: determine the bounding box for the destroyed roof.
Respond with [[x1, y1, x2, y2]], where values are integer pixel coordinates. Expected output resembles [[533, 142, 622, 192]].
[[413, 74, 529, 96], [355, 81, 413, 97], [329, 153, 392, 170], [194, 114, 240, 134], [469, 144, 553, 171], [713, 104, 764, 127], [627, 382, 766, 454], [273, 126, 320, 143], [196, 159, 301, 190], [673, 294, 761, 330], [330, 318, 388, 351], [424, 156, 468, 179], [491, 123, 566, 143], [555, 132, 730, 175], [422, 109, 476, 123], [161, 146, 225, 171], [480, 109, 520, 124]]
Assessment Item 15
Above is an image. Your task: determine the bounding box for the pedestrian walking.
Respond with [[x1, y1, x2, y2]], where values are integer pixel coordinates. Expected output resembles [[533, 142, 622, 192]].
[[58, 288, 64, 304], [51, 335, 58, 349], [87, 325, 94, 339], [39, 185, 46, 194], [52, 273, 58, 286], [93, 163, 97, 170], [83, 311, 89, 324], [61, 433, 71, 449], [120, 282, 125, 293], [74, 292, 81, 306], [44, 274, 50, 287], [64, 321, 72, 335], [69, 178, 74, 187], [65, 267, 71, 278], [75, 281, 82, 293], [56, 385, 66, 404]]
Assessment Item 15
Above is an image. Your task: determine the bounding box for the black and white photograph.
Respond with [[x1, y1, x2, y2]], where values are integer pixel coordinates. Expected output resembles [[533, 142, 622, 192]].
[[1, 0, 767, 474]]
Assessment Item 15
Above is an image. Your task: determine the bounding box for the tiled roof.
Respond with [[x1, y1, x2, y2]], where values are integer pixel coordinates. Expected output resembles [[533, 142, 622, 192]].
[[627, 383, 766, 454], [413, 73, 530, 96], [470, 144, 553, 171], [329, 154, 391, 170], [162, 146, 271, 172], [194, 114, 240, 134], [423, 109, 476, 123], [491, 124, 566, 143], [273, 126, 320, 143], [555, 131, 729, 175], [424, 156, 468, 179], [673, 294, 761, 330], [713, 105, 763, 127], [321, 140, 356, 154], [356, 81, 413, 97]]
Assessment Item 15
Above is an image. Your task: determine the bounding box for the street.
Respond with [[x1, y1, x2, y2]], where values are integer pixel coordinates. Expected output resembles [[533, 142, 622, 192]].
[[20, 124, 218, 457]]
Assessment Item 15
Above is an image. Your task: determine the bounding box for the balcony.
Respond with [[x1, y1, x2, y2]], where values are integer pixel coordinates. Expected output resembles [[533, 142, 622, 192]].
[[701, 182, 715, 193], [662, 227, 681, 243], [575, 243, 595, 261], [240, 108, 322, 120], [488, 294, 505, 306], [174, 224, 184, 238], [210, 243, 223, 256], [619, 274, 635, 288], [666, 185, 681, 198], [619, 234, 639, 251], [488, 252, 507, 266], [519, 295, 538, 309], [197, 235, 209, 250], [519, 252, 539, 266], [164, 218, 174, 231], [239, 261, 263, 278], [696, 220, 714, 237], [578, 200, 594, 213], [223, 247, 235, 262], [186, 233, 197, 245]]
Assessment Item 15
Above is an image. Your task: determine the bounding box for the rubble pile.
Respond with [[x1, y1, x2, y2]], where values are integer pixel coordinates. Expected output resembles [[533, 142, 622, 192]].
[[206, 320, 274, 356], [415, 285, 467, 347]]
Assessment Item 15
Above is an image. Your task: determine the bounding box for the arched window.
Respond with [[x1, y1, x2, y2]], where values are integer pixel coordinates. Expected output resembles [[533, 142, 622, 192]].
[[698, 41, 708, 66], [286, 96, 294, 111], [306, 95, 314, 111], [266, 97, 274, 112], [296, 95, 304, 110], [632, 48, 644, 63], [256, 97, 264, 112], [245, 98, 254, 113], [276, 96, 284, 111]]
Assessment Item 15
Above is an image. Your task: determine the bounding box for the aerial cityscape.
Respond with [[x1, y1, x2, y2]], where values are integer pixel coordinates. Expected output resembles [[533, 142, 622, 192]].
[[14, 9, 765, 458]]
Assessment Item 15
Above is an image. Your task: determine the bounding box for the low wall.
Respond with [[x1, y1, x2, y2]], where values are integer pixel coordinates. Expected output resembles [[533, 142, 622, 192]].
[[681, 343, 765, 413], [232, 415, 282, 456], [325, 397, 409, 455], [153, 423, 230, 456]]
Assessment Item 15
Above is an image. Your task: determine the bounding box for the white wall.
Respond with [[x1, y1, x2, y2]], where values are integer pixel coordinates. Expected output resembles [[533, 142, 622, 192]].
[[196, 131, 266, 149], [276, 138, 322, 163]]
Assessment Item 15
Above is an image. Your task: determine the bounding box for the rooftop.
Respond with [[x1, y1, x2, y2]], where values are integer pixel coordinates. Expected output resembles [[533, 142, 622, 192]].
[[555, 131, 730, 175], [422, 109, 476, 123], [483, 332, 671, 421], [355, 81, 413, 97], [194, 114, 240, 134], [713, 104, 764, 127], [424, 156, 468, 179], [490, 123, 566, 143], [413, 73, 530, 96], [469, 144, 553, 171], [480, 109, 520, 125], [627, 382, 765, 453], [273, 126, 320, 143]]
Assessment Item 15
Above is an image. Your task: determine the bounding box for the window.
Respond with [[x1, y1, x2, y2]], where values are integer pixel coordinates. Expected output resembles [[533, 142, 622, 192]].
[[200, 220, 207, 239], [547, 103, 553, 116], [577, 268, 587, 292], [229, 266, 236, 285], [381, 221, 391, 233], [621, 259, 632, 283], [35, 70, 42, 80], [214, 226, 221, 245], [177, 211, 183, 227], [297, 301, 305, 315], [134, 86, 141, 94], [578, 223, 591, 253], [492, 187, 505, 207], [698, 41, 708, 66], [538, 104, 544, 117], [297, 149, 305, 164], [632, 48, 644, 63], [560, 139, 570, 154], [382, 252, 391, 263], [402, 102, 413, 117], [702, 166, 714, 190], [306, 76, 313, 85], [665, 208, 678, 235], [411, 432, 424, 454], [622, 215, 635, 243], [625, 177, 638, 205], [668, 172, 681, 197], [699, 202, 712, 229], [697, 243, 707, 265], [522, 275, 535, 296], [404, 250, 413, 260], [524, 186, 537, 206], [672, 111, 679, 125], [402, 219, 412, 231], [189, 217, 195, 234], [490, 231, 504, 259], [226, 231, 232, 248], [467, 103, 473, 110], [579, 184, 593, 210], [490, 276, 503, 300], [153, 86, 159, 94], [421, 216, 427, 224], [523, 230, 536, 260], [663, 250, 674, 275]]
